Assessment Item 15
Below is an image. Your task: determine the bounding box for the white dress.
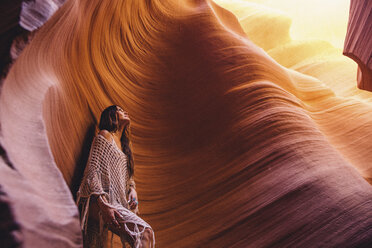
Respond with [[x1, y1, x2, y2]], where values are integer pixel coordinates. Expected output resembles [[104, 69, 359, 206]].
[[76, 134, 155, 247]]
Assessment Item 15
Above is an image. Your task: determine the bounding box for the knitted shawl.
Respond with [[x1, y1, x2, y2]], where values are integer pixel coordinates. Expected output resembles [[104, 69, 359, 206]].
[[76, 134, 135, 246]]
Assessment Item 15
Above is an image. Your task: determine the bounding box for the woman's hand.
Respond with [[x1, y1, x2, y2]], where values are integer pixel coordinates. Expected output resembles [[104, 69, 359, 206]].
[[128, 188, 138, 210], [97, 195, 122, 229], [101, 206, 123, 228]]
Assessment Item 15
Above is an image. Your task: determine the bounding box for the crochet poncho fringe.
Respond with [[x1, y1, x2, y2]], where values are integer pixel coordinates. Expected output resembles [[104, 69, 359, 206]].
[[76, 134, 153, 247]]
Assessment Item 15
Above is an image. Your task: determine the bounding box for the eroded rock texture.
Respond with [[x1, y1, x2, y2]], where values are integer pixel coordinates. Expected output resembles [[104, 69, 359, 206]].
[[1, 0, 65, 82], [343, 0, 372, 91], [0, 0, 24, 80], [0, 0, 372, 247], [0, 184, 22, 248], [20, 0, 65, 31]]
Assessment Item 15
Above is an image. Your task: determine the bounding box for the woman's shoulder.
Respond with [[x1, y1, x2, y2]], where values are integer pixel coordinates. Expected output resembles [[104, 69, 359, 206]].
[[98, 129, 113, 142]]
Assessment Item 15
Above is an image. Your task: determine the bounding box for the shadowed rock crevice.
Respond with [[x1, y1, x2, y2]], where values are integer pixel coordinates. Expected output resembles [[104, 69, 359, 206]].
[[0, 185, 23, 248], [0, 144, 15, 169]]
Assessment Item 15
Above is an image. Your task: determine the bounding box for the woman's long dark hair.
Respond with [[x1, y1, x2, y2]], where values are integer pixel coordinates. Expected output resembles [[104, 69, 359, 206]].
[[98, 105, 134, 177]]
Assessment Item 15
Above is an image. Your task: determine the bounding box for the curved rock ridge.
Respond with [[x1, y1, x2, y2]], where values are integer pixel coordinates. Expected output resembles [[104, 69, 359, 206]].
[[20, 0, 66, 31], [214, 0, 292, 51], [343, 0, 372, 91], [0, 159, 81, 247], [0, 0, 372, 247], [1, 0, 66, 86], [221, 0, 372, 182]]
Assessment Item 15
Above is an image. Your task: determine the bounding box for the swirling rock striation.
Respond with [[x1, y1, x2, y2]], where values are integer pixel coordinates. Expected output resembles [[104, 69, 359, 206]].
[[343, 0, 372, 91], [0, 0, 372, 247]]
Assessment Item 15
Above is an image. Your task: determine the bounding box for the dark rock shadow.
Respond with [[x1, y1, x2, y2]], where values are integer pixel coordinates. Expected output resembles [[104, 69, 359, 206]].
[[0, 185, 23, 248], [70, 124, 96, 200]]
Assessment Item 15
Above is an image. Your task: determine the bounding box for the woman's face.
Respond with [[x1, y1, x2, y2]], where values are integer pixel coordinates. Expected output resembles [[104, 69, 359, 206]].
[[116, 106, 130, 125]]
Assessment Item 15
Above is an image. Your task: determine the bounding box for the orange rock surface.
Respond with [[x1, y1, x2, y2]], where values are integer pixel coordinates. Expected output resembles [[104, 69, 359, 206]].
[[1, 0, 372, 247]]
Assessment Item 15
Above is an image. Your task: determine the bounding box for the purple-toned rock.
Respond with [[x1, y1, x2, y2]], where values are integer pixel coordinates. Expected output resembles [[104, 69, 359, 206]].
[[343, 0, 372, 91], [20, 0, 65, 31]]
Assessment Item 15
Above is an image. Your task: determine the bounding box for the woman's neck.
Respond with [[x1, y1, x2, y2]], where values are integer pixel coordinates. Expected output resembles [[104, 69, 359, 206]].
[[112, 124, 125, 138]]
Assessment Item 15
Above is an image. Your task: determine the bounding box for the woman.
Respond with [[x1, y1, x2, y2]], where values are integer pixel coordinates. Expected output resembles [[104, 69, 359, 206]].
[[76, 105, 155, 248]]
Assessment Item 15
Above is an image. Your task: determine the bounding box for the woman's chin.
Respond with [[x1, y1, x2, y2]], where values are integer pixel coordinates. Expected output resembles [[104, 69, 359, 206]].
[[122, 119, 130, 126]]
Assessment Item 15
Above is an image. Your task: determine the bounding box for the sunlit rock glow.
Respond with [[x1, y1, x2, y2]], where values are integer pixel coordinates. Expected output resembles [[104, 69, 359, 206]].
[[0, 0, 371, 247]]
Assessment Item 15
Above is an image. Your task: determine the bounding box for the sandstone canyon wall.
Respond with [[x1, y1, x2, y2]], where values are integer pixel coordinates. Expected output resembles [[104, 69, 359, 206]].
[[1, 0, 372, 247], [343, 0, 372, 91]]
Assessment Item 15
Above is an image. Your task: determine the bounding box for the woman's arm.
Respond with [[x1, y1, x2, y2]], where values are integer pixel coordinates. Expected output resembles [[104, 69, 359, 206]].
[[127, 177, 139, 213], [127, 177, 136, 193], [95, 194, 123, 228]]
